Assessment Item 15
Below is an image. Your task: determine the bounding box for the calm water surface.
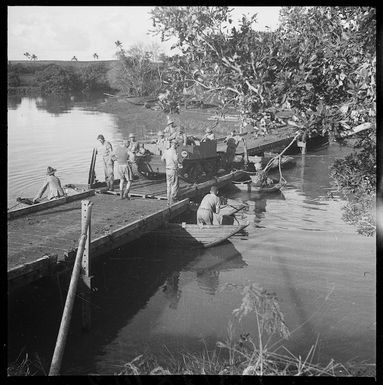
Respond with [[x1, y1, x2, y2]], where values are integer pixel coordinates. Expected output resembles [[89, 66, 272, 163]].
[[7, 96, 375, 374]]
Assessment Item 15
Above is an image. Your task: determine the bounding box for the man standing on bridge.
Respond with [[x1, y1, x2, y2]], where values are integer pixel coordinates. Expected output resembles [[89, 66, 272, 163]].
[[161, 139, 182, 205], [196, 185, 221, 225], [114, 139, 134, 199], [96, 134, 114, 191], [224, 130, 244, 170]]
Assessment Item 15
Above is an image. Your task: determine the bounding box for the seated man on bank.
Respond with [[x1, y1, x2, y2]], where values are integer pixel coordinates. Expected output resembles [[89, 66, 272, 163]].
[[33, 166, 67, 203], [196, 185, 221, 225]]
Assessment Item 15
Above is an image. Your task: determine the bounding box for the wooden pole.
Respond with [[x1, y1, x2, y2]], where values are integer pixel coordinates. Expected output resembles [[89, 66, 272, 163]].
[[243, 139, 249, 166], [49, 200, 93, 376], [80, 200, 93, 331]]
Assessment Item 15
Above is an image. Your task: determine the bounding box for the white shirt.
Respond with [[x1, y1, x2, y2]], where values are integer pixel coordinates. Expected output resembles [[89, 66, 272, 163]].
[[161, 148, 179, 170]]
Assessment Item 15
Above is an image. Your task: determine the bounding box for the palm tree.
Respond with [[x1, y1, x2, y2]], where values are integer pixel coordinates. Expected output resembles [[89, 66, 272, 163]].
[[31, 54, 38, 61], [71, 56, 78, 61], [24, 52, 31, 60], [115, 40, 123, 50], [93, 53, 99, 60]]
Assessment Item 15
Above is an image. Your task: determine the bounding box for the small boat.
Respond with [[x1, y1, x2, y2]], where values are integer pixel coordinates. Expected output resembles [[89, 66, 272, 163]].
[[147, 222, 248, 248], [232, 179, 286, 193]]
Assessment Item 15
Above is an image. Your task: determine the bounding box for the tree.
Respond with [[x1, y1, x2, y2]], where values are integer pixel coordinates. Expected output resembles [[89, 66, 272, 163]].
[[108, 42, 163, 96], [35, 64, 76, 94], [71, 56, 78, 61], [150, 6, 375, 137], [151, 6, 376, 234], [80, 63, 110, 91], [93, 53, 99, 60], [31, 54, 38, 61], [114, 40, 124, 54], [23, 52, 31, 60]]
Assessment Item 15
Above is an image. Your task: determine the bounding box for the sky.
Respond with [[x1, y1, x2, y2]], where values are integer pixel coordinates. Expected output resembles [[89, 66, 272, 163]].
[[8, 6, 281, 61]]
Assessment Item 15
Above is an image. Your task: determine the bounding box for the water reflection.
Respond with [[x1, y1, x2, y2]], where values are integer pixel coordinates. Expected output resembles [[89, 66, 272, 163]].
[[35, 95, 73, 115], [7, 95, 22, 110], [163, 272, 182, 309], [186, 246, 247, 295]]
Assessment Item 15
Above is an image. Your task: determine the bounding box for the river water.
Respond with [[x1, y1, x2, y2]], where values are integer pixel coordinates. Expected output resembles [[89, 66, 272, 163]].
[[7, 95, 376, 375]]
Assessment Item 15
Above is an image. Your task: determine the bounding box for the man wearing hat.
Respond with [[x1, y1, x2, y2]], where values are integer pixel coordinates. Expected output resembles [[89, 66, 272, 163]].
[[172, 125, 187, 146], [161, 139, 182, 205], [164, 116, 177, 139], [201, 127, 215, 142], [33, 166, 66, 203], [127, 133, 140, 179], [224, 129, 244, 170], [156, 130, 166, 155], [96, 134, 115, 190]]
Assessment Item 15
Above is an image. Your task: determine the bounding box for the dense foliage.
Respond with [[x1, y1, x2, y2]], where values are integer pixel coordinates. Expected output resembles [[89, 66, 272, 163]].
[[150, 6, 375, 136], [8, 64, 21, 87], [35, 64, 78, 94], [150, 6, 376, 235], [79, 63, 111, 91], [108, 45, 163, 96]]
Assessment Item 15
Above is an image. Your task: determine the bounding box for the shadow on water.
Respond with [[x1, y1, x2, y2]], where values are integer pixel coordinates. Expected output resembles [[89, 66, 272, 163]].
[[8, 235, 246, 374]]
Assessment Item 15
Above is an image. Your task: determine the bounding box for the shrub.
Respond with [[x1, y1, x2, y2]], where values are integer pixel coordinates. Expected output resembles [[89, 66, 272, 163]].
[[80, 63, 110, 91], [35, 64, 78, 95]]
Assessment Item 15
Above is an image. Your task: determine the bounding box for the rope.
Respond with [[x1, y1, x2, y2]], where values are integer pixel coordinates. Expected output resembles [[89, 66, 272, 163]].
[[8, 201, 22, 210], [263, 132, 301, 173], [260, 131, 301, 185]]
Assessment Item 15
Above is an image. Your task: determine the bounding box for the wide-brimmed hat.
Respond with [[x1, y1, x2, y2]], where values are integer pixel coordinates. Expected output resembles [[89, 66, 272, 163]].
[[129, 133, 136, 138], [97, 134, 105, 140], [46, 166, 56, 175], [166, 116, 174, 126], [206, 128, 212, 133]]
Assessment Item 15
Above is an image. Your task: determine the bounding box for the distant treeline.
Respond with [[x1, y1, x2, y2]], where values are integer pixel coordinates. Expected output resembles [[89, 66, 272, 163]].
[[7, 59, 165, 96], [8, 61, 117, 95]]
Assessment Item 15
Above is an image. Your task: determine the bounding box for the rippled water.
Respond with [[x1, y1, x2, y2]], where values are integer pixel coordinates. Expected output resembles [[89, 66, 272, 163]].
[[8, 94, 124, 204], [7, 96, 375, 375]]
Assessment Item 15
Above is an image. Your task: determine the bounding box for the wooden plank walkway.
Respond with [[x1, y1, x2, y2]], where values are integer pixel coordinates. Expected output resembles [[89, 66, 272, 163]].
[[7, 195, 188, 291], [7, 171, 243, 291]]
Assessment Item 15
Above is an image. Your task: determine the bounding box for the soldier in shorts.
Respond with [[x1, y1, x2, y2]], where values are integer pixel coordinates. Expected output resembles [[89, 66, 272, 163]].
[[114, 139, 134, 199]]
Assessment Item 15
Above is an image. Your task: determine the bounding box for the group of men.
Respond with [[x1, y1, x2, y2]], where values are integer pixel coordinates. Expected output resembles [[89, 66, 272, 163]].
[[96, 133, 143, 199], [32, 116, 246, 223]]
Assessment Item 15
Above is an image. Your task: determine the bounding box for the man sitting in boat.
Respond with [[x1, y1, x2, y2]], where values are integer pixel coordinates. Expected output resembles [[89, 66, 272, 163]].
[[33, 166, 67, 203], [197, 185, 221, 225], [251, 169, 275, 187]]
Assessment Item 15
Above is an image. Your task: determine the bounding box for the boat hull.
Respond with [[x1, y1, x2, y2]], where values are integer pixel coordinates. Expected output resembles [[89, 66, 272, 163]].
[[232, 180, 286, 193], [146, 223, 248, 248]]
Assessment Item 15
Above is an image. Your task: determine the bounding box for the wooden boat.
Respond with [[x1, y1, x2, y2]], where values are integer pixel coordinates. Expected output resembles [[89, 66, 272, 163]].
[[232, 179, 286, 193], [147, 222, 248, 248]]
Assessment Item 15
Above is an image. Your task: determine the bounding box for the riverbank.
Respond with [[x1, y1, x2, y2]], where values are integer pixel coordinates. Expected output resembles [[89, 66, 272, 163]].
[[98, 97, 242, 138]]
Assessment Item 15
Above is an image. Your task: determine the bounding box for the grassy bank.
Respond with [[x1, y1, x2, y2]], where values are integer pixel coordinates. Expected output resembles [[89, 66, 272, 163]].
[[7, 283, 376, 377], [98, 97, 242, 138]]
